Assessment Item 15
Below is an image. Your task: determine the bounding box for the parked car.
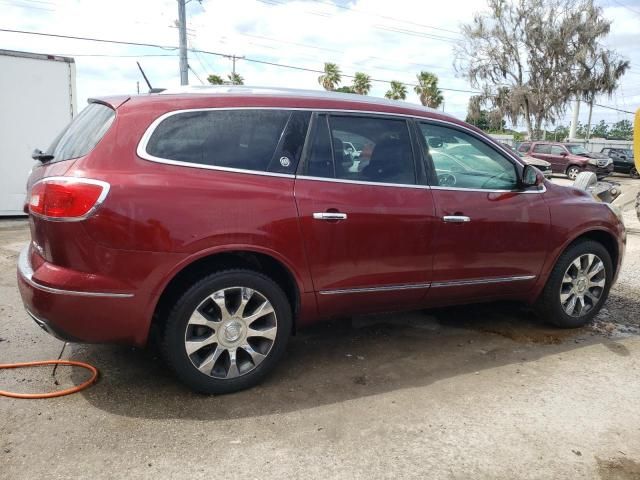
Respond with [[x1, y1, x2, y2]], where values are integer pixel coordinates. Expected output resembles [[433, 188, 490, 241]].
[[600, 147, 638, 178], [518, 142, 613, 180], [18, 87, 626, 394], [501, 143, 552, 179]]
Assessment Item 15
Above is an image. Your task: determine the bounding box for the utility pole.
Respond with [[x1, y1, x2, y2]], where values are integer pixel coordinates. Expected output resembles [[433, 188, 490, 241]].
[[226, 54, 245, 75], [569, 96, 580, 140], [177, 0, 189, 85], [585, 99, 594, 141]]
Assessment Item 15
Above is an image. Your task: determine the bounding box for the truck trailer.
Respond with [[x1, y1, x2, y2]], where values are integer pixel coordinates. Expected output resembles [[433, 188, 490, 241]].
[[0, 49, 76, 216]]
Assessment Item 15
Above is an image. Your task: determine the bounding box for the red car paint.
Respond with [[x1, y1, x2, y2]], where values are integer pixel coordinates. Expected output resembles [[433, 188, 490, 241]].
[[18, 89, 626, 346]]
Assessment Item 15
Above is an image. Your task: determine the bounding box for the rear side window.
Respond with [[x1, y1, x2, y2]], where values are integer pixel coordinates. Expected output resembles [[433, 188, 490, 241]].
[[305, 114, 416, 185], [517, 143, 530, 152], [46, 103, 115, 162], [145, 109, 309, 174], [532, 144, 551, 154]]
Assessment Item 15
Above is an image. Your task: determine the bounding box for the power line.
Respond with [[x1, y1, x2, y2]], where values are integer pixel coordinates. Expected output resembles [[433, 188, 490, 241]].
[[593, 103, 635, 115], [0, 27, 480, 93], [255, 0, 459, 44], [306, 0, 461, 36], [611, 0, 640, 16]]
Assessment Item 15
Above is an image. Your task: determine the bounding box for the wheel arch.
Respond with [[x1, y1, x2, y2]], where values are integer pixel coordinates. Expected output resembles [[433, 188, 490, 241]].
[[150, 249, 302, 338]]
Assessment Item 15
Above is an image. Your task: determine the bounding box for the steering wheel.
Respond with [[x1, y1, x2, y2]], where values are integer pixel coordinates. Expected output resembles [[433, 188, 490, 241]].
[[480, 171, 515, 189], [437, 172, 457, 187]]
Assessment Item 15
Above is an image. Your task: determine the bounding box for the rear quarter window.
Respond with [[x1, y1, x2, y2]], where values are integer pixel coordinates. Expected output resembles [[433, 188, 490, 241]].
[[46, 103, 115, 162], [144, 109, 309, 174]]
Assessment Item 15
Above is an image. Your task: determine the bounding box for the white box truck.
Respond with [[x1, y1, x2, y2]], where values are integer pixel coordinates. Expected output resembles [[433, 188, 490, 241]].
[[0, 49, 76, 215]]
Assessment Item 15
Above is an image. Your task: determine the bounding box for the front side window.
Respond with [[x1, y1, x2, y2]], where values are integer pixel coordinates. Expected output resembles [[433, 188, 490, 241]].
[[306, 114, 416, 185], [566, 144, 589, 155], [46, 103, 115, 162], [145, 109, 308, 173], [550, 145, 565, 155], [418, 123, 518, 190], [532, 144, 551, 154]]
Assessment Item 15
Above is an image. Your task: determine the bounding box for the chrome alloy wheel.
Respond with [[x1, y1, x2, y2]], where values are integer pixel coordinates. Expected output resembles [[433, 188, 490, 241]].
[[184, 287, 277, 379], [559, 254, 606, 317]]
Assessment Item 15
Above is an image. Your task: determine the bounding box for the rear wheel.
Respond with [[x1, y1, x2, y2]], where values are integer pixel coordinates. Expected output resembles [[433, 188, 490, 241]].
[[566, 165, 581, 181], [161, 269, 292, 394], [536, 240, 613, 328], [630, 166, 639, 179]]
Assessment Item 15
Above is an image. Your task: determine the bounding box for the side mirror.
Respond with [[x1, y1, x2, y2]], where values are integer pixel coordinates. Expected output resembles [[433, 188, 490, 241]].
[[522, 164, 542, 187], [560, 151, 568, 157]]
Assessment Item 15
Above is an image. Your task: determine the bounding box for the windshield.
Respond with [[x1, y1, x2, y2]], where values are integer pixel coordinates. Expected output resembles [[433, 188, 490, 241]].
[[566, 144, 589, 155], [622, 149, 634, 157], [45, 103, 115, 162]]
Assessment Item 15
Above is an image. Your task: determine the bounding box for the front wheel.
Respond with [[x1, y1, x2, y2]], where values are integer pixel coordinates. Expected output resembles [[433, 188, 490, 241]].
[[536, 240, 613, 328], [161, 270, 292, 394], [566, 165, 581, 181]]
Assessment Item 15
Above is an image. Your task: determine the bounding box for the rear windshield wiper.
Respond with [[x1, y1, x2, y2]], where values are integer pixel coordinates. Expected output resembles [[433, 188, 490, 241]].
[[32, 149, 54, 163]]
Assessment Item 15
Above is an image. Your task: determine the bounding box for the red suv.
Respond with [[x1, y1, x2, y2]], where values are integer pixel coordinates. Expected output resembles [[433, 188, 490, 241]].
[[18, 87, 626, 393], [518, 141, 614, 180]]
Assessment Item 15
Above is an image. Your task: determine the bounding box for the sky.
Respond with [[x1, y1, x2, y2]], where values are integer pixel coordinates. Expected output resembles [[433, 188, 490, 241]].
[[1, 0, 639, 130]]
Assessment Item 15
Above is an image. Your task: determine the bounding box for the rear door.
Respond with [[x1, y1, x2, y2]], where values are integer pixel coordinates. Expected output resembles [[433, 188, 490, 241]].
[[531, 143, 553, 170], [416, 121, 550, 305], [294, 113, 436, 316], [549, 145, 568, 172]]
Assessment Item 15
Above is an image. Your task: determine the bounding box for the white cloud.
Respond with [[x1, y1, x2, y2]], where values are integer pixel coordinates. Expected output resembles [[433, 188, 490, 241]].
[[0, 0, 637, 128]]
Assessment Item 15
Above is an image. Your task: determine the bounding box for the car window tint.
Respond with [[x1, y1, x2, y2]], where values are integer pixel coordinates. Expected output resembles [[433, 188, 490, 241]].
[[306, 114, 335, 178], [266, 111, 311, 174], [550, 145, 565, 155], [533, 144, 551, 154], [328, 116, 416, 185], [46, 103, 115, 162], [418, 123, 518, 190], [146, 109, 291, 172]]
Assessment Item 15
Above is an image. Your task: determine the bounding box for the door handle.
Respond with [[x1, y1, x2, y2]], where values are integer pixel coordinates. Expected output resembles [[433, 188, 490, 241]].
[[442, 215, 471, 223], [313, 212, 347, 221]]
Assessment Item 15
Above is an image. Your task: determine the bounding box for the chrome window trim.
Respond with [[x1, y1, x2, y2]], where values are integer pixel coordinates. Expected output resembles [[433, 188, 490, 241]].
[[296, 175, 432, 190], [431, 185, 547, 194], [431, 275, 536, 288], [135, 106, 547, 194], [28, 176, 112, 222], [319, 283, 432, 295], [18, 246, 135, 298]]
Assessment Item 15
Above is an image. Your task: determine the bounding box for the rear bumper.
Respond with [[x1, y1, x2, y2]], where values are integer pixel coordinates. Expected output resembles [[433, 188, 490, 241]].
[[17, 245, 144, 344]]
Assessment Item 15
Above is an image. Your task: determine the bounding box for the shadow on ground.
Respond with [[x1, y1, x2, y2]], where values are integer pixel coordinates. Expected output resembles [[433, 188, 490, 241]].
[[71, 300, 638, 421]]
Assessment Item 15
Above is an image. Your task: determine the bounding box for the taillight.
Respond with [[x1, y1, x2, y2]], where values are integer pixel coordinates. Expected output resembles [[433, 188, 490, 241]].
[[29, 177, 110, 220]]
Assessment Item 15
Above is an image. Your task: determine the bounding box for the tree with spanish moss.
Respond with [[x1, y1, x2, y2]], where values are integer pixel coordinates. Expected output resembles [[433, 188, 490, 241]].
[[455, 0, 628, 140]]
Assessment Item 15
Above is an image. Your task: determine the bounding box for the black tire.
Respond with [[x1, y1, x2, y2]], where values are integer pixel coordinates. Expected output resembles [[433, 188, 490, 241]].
[[535, 240, 613, 328], [566, 165, 581, 181], [160, 269, 292, 394], [630, 167, 639, 179]]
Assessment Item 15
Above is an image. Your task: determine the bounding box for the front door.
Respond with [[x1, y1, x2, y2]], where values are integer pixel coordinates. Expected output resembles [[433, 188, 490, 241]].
[[294, 113, 436, 316], [549, 144, 569, 172], [416, 121, 551, 306]]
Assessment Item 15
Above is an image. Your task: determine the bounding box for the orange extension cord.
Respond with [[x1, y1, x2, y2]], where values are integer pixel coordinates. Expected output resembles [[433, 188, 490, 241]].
[[0, 360, 98, 399]]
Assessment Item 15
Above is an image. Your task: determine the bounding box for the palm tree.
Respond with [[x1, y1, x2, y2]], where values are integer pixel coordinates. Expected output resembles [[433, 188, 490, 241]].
[[352, 72, 372, 95], [228, 73, 244, 85], [207, 74, 224, 85], [385, 81, 407, 100], [414, 71, 444, 108], [318, 63, 341, 91]]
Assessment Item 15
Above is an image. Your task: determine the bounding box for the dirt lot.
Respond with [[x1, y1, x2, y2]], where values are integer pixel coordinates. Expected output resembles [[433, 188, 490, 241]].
[[1, 175, 640, 480]]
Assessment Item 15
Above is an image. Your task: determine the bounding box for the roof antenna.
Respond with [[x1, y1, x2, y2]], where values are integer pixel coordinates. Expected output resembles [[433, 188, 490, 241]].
[[137, 61, 165, 93]]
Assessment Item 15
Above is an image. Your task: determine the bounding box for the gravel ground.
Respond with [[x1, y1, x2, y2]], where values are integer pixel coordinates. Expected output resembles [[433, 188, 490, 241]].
[[1, 175, 639, 480]]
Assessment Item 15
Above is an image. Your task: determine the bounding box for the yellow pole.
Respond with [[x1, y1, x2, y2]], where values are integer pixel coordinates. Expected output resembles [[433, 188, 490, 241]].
[[635, 108, 640, 172]]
